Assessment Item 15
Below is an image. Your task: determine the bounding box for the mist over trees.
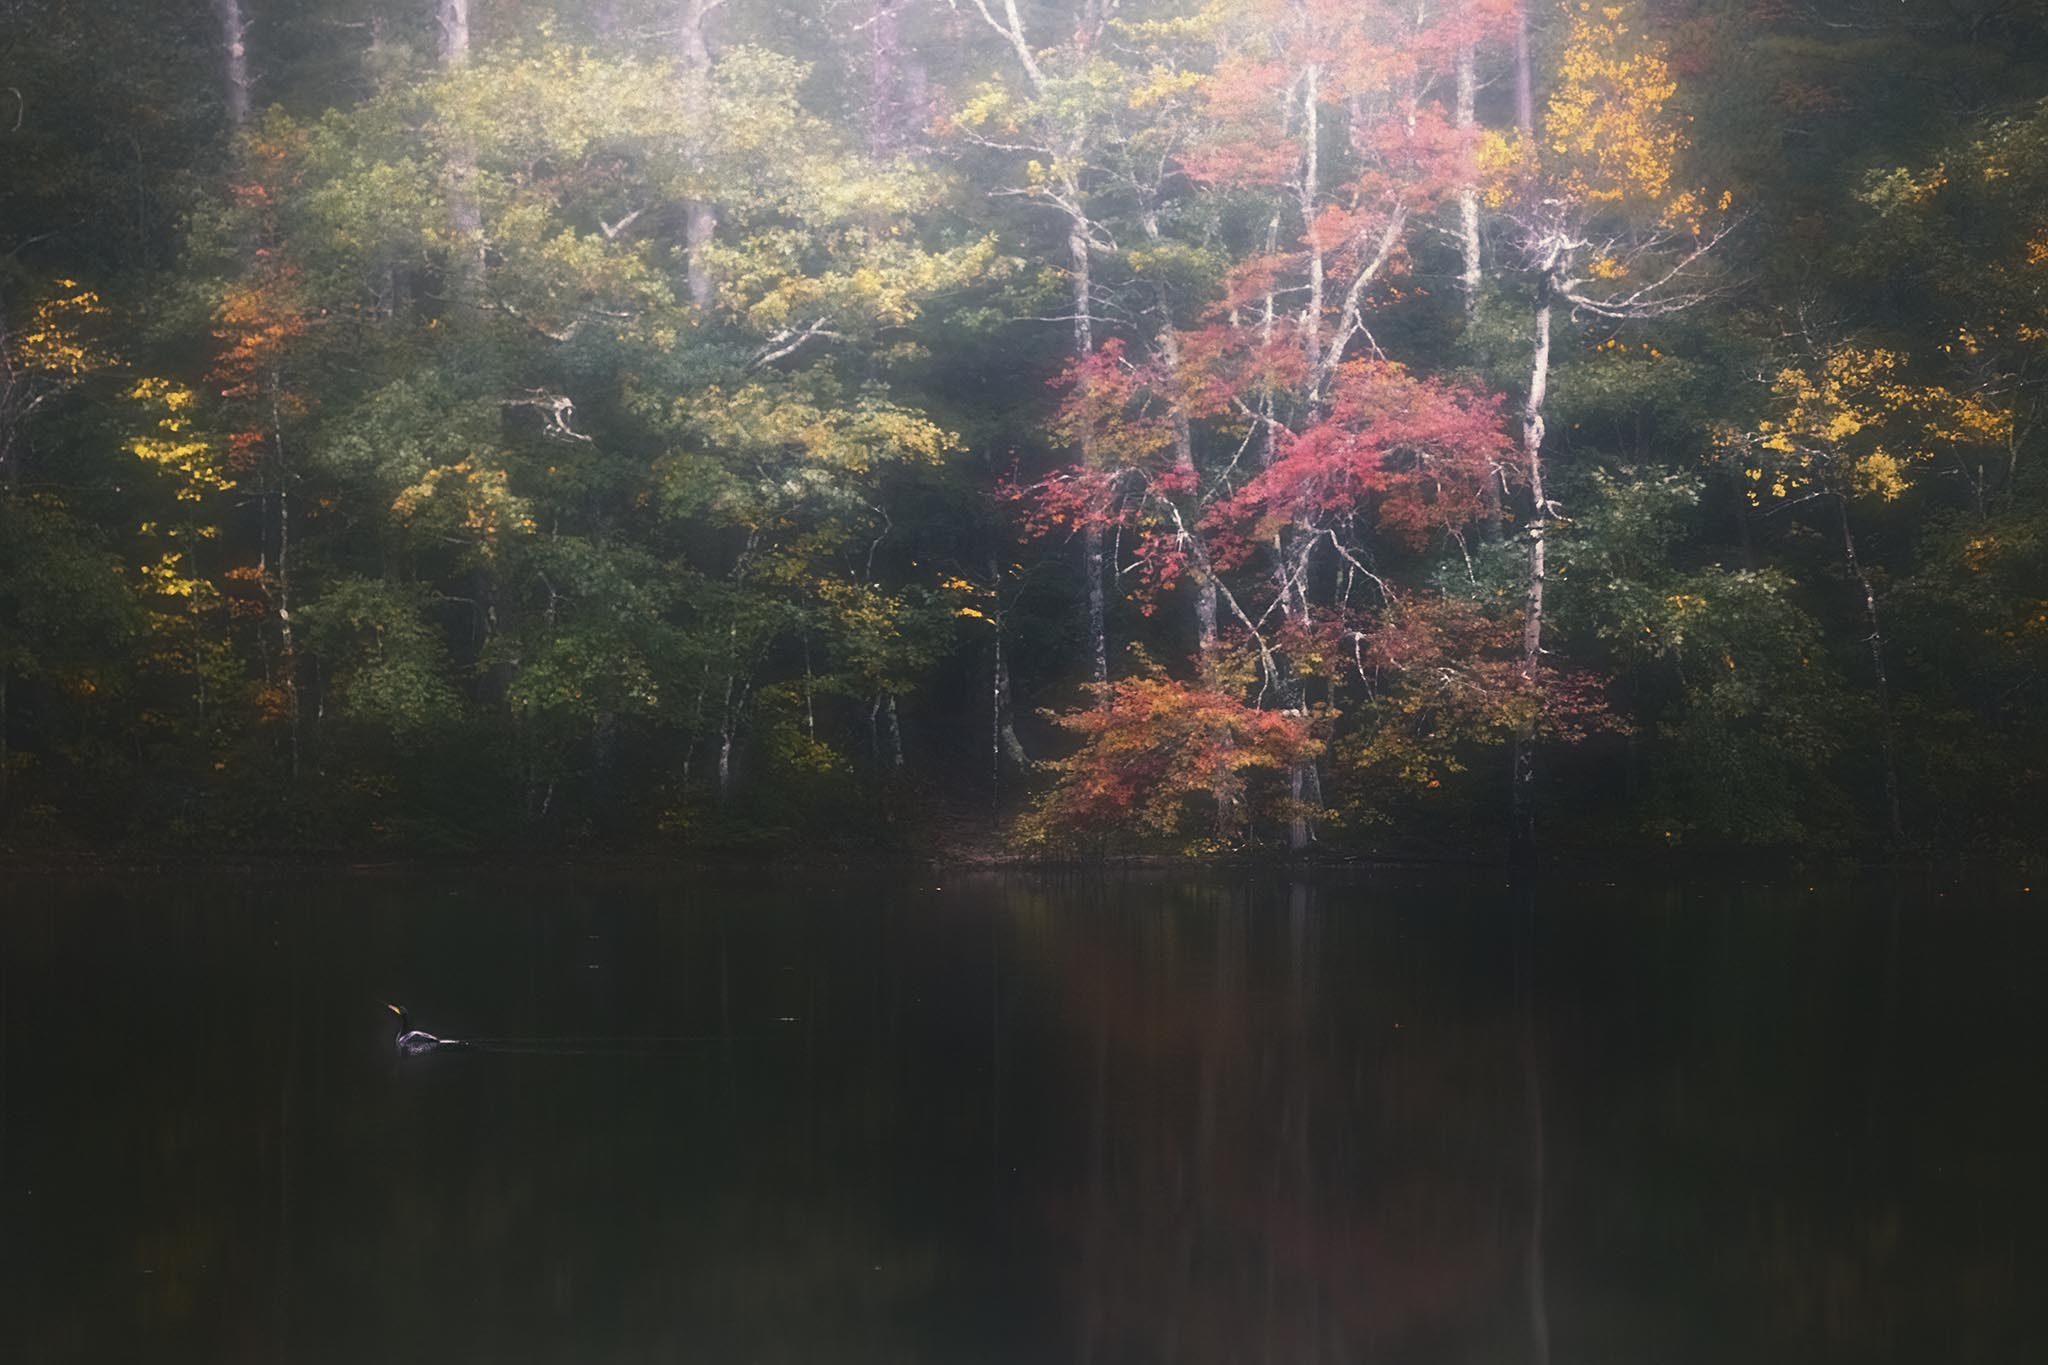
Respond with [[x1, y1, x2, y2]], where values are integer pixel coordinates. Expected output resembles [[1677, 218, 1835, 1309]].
[[2, 0, 2043, 858]]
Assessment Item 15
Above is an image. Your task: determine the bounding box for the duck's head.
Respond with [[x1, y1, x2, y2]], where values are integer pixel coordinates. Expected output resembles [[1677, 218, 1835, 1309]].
[[382, 1001, 409, 1029]]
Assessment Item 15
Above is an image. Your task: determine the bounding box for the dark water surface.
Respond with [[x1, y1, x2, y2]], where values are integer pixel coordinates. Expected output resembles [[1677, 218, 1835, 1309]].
[[1, 869, 2040, 1363]]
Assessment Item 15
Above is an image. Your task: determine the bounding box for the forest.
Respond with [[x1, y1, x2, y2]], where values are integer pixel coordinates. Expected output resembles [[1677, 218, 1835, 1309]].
[[0, 0, 2043, 860]]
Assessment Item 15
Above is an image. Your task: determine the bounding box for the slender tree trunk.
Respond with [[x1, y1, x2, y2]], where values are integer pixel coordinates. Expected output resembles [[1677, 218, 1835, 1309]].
[[1734, 495, 1759, 571], [710, 537, 755, 804], [1176, 411, 1221, 666], [883, 692, 904, 770], [1838, 496, 1906, 842], [272, 386, 299, 781], [591, 709, 618, 826], [438, 2, 469, 75], [715, 627, 741, 804], [1284, 75, 1326, 851], [1456, 44, 1483, 314], [1256, 212, 1281, 469], [365, 18, 411, 317], [1137, 212, 1220, 674], [1511, 282, 1553, 861], [1513, 0, 1535, 135], [1456, 44, 1504, 541], [1162, 435, 1218, 679], [1298, 64, 1324, 363], [866, 0, 900, 156], [438, 0, 484, 308], [681, 0, 718, 311], [278, 486, 299, 779], [1142, 310, 1232, 833], [1520, 290, 1552, 671], [989, 557, 1027, 813], [1083, 524, 1108, 688], [717, 684, 735, 801], [0, 670, 9, 813], [990, 631, 1003, 812], [1069, 217, 1109, 691], [2, 288, 17, 496], [997, 657, 1026, 768], [861, 0, 927, 156], [1289, 764, 1312, 851], [214, 0, 251, 130], [682, 202, 716, 312], [801, 632, 816, 738]]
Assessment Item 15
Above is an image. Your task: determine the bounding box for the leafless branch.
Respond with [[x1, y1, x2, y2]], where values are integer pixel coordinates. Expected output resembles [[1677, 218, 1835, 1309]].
[[502, 390, 592, 442], [748, 319, 844, 370]]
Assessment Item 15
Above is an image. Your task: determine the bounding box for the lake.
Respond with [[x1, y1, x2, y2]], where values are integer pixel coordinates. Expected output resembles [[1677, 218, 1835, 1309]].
[[0, 868, 2040, 1362]]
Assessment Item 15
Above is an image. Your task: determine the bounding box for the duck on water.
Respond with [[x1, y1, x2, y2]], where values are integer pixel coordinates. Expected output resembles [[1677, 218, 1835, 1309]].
[[385, 1003, 467, 1055]]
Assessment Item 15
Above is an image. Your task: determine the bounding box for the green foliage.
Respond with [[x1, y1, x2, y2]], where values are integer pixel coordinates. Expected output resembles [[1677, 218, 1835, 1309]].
[[298, 579, 461, 738], [0, 502, 137, 680], [1558, 470, 1855, 846]]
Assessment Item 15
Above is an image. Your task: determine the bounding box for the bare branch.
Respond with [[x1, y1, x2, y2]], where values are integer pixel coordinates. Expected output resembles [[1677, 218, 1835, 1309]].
[[1560, 217, 1744, 319], [501, 390, 593, 442], [599, 208, 644, 241], [949, 0, 1044, 89], [1320, 529, 1395, 601], [1316, 205, 1408, 387], [747, 319, 844, 370]]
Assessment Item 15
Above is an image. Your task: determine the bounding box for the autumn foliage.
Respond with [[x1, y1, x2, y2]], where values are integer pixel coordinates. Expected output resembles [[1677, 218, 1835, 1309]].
[[1018, 676, 1324, 849], [2, 0, 2043, 856]]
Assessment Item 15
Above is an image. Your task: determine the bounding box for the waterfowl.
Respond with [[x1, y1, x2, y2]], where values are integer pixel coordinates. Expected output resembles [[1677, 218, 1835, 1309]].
[[385, 1003, 466, 1055]]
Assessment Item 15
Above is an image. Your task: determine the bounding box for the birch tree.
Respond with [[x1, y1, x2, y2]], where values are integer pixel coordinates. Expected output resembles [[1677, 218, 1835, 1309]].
[[1495, 0, 1732, 858]]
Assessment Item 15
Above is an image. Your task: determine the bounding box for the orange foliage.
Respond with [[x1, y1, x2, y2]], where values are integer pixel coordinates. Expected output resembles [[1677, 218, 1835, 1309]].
[[1020, 677, 1324, 847]]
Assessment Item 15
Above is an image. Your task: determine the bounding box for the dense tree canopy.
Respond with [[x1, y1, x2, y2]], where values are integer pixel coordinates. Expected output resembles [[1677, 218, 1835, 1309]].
[[1, 0, 2043, 859]]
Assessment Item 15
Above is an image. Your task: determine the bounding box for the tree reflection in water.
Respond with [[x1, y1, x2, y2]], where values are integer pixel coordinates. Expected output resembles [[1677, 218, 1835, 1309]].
[[0, 870, 2041, 1363]]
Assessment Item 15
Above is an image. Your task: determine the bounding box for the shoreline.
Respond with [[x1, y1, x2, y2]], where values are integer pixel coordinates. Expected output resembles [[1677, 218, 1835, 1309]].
[[0, 844, 2034, 880]]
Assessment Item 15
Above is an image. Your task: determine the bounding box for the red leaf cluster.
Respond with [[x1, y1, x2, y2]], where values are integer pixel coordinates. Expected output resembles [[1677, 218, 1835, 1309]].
[[1205, 361, 1512, 558]]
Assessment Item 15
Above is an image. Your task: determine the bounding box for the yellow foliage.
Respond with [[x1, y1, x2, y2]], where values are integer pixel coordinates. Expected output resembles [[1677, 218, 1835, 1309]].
[[1544, 2, 1683, 206], [1753, 345, 2016, 503], [12, 280, 115, 378], [128, 379, 235, 501], [1126, 65, 1205, 111], [1475, 128, 1534, 209], [139, 551, 220, 606], [391, 460, 538, 549], [688, 380, 957, 478], [953, 85, 1015, 131], [1756, 348, 1908, 498], [1864, 164, 1950, 210]]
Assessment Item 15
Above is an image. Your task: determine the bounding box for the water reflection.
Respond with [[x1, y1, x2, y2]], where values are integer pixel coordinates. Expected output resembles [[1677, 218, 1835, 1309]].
[[0, 871, 2040, 1362], [1006, 877, 1538, 1364]]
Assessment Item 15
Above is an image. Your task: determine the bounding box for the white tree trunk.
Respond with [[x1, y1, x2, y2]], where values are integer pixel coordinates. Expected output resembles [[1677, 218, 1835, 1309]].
[[1069, 217, 1108, 691], [438, 0, 483, 308], [1511, 286, 1553, 859], [1456, 43, 1483, 314], [1838, 496, 1906, 841], [1513, 0, 1535, 134], [681, 0, 718, 311], [215, 0, 251, 129]]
